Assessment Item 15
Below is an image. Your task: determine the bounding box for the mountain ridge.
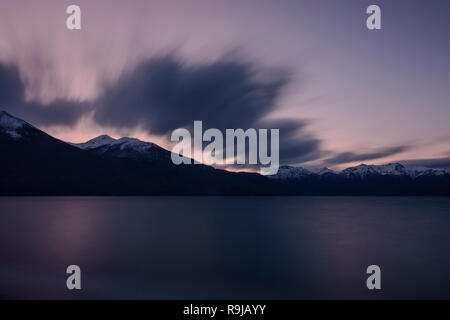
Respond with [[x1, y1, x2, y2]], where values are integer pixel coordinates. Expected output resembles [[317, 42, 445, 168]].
[[1, 111, 449, 195], [271, 163, 450, 181], [71, 132, 450, 178], [0, 111, 274, 195]]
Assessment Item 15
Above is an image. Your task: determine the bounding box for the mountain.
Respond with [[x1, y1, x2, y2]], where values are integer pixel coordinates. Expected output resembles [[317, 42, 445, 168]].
[[272, 163, 450, 180], [0, 110, 29, 140], [72, 135, 171, 161], [1, 111, 449, 195], [0, 110, 274, 195], [340, 163, 450, 178], [270, 163, 450, 195], [271, 165, 336, 180], [72, 134, 117, 149]]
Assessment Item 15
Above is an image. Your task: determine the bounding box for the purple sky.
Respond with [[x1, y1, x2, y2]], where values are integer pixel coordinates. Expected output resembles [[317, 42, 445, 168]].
[[0, 0, 449, 169]]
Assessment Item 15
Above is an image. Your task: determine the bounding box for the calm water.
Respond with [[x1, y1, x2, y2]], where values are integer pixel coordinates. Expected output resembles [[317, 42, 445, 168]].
[[0, 196, 449, 299]]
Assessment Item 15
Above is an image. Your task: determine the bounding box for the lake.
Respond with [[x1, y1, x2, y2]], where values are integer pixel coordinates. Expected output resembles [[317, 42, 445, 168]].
[[0, 196, 449, 299]]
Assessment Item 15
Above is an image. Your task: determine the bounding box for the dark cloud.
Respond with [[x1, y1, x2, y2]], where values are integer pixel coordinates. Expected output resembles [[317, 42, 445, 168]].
[[398, 157, 450, 169], [13, 100, 91, 127], [0, 63, 90, 126], [258, 119, 322, 164], [216, 119, 322, 171], [0, 64, 24, 106], [94, 55, 288, 133], [94, 55, 322, 165], [324, 145, 411, 166], [1, 56, 323, 165]]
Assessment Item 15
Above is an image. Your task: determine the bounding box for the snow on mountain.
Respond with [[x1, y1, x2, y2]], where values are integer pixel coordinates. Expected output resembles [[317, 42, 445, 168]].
[[270, 166, 336, 180], [110, 137, 160, 154], [72, 134, 169, 160], [74, 135, 158, 152], [341, 163, 450, 178], [0, 110, 27, 140], [73, 134, 117, 149], [308, 167, 336, 175], [271, 163, 449, 180], [270, 166, 313, 180], [341, 163, 408, 178], [405, 166, 450, 178]]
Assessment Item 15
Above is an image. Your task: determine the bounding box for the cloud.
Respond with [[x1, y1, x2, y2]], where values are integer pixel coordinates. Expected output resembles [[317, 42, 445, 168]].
[[0, 63, 23, 106], [398, 157, 450, 169], [1, 55, 323, 166], [94, 55, 288, 134], [324, 145, 411, 166], [94, 55, 322, 164], [258, 118, 322, 164], [0, 63, 90, 127]]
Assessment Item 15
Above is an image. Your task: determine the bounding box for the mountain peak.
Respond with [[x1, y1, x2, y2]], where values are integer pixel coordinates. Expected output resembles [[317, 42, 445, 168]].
[[94, 134, 113, 140], [0, 110, 27, 139], [0, 110, 23, 123], [90, 134, 116, 143], [355, 162, 404, 169], [73, 134, 159, 152], [74, 134, 117, 150], [309, 167, 335, 175], [342, 162, 407, 177], [71, 134, 168, 161], [271, 162, 449, 181]]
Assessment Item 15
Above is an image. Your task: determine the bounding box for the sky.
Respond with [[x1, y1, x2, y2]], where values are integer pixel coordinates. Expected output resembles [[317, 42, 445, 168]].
[[0, 0, 449, 170]]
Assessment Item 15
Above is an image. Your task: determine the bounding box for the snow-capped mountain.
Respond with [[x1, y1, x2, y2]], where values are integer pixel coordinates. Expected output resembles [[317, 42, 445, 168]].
[[341, 163, 409, 178], [0, 110, 28, 140], [0, 111, 272, 195], [73, 134, 117, 149], [405, 166, 450, 177], [271, 165, 335, 180], [271, 163, 450, 181], [1, 111, 449, 195], [341, 163, 450, 179], [72, 135, 170, 160], [308, 167, 336, 175]]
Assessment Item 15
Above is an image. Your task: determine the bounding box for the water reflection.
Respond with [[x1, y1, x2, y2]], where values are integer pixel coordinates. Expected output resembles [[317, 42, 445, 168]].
[[0, 196, 449, 299]]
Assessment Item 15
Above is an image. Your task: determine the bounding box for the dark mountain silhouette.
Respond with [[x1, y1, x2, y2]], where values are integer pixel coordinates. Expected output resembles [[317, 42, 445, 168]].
[[0, 111, 275, 195], [0, 111, 449, 196], [270, 165, 450, 195]]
